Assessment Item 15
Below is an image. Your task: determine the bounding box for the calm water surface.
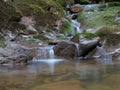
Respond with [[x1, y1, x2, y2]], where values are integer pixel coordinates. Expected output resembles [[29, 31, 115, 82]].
[[0, 58, 120, 90]]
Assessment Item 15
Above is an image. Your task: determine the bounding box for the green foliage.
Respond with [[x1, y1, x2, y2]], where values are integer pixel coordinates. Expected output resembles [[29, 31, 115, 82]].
[[58, 36, 69, 40], [74, 32, 98, 39], [59, 19, 71, 35], [98, 2, 120, 11], [81, 0, 90, 3], [53, 0, 74, 8], [77, 13, 85, 21], [0, 1, 22, 30], [108, 2, 120, 7], [28, 4, 45, 13], [81, 5, 120, 30]]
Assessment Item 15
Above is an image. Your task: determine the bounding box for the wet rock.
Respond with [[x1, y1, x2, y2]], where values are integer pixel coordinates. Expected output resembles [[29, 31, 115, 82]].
[[26, 25, 38, 34], [110, 48, 120, 60], [8, 54, 28, 64], [78, 38, 100, 57], [53, 41, 78, 58], [0, 57, 10, 64], [0, 42, 36, 64], [71, 35, 79, 43], [70, 4, 83, 13], [54, 38, 100, 58]]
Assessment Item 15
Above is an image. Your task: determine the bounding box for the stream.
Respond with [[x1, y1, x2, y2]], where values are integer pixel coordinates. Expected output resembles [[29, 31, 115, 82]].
[[0, 45, 120, 90], [0, 3, 120, 90]]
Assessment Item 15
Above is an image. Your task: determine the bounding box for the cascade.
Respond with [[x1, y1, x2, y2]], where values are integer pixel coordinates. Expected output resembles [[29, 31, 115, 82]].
[[36, 46, 55, 59], [66, 4, 83, 35], [30, 46, 64, 75], [71, 19, 82, 34], [82, 4, 100, 10]]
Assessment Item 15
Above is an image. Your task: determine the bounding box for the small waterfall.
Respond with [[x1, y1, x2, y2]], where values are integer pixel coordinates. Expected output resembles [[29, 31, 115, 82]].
[[74, 43, 80, 57], [31, 46, 64, 75], [66, 5, 83, 35], [71, 19, 82, 34], [36, 46, 55, 59]]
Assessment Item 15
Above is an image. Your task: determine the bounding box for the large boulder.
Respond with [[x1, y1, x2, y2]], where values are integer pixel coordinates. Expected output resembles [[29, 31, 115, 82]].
[[70, 4, 83, 13], [0, 42, 36, 64], [53, 41, 78, 58], [54, 37, 100, 58], [78, 38, 100, 57]]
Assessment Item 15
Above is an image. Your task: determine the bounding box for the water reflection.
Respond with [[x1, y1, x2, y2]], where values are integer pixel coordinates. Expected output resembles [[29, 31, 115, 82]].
[[28, 59, 64, 75], [0, 58, 120, 90]]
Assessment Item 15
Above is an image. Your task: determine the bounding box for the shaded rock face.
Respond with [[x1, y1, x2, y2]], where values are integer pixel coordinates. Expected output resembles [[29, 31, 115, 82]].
[[53, 38, 100, 58], [78, 39, 100, 57], [53, 41, 78, 58]]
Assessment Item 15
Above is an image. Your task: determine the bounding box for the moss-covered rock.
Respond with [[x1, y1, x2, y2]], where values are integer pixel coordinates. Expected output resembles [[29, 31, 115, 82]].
[[95, 26, 120, 45], [80, 5, 120, 30], [33, 35, 50, 41], [71, 32, 99, 43]]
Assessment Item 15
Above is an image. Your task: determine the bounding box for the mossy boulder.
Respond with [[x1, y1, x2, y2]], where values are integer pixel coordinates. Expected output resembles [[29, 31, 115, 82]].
[[95, 26, 120, 45], [71, 33, 99, 43], [33, 35, 50, 41]]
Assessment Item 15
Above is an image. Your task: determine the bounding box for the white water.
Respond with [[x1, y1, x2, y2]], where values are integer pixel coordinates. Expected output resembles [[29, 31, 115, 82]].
[[71, 19, 82, 35], [36, 46, 55, 59], [29, 59, 64, 75], [29, 46, 65, 75], [82, 4, 100, 10]]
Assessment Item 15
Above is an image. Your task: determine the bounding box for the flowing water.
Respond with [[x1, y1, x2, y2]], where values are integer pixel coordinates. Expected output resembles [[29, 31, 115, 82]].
[[71, 19, 82, 34], [82, 4, 100, 10]]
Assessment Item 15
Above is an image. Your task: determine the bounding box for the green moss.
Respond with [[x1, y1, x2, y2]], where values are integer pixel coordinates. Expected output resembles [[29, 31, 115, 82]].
[[95, 27, 120, 45], [95, 27, 113, 36], [0, 44, 7, 48], [28, 4, 45, 13], [58, 36, 69, 40], [98, 2, 120, 11], [33, 35, 50, 41], [74, 32, 99, 39], [59, 19, 71, 35], [81, 6, 120, 30], [84, 9, 95, 12], [108, 2, 120, 7]]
